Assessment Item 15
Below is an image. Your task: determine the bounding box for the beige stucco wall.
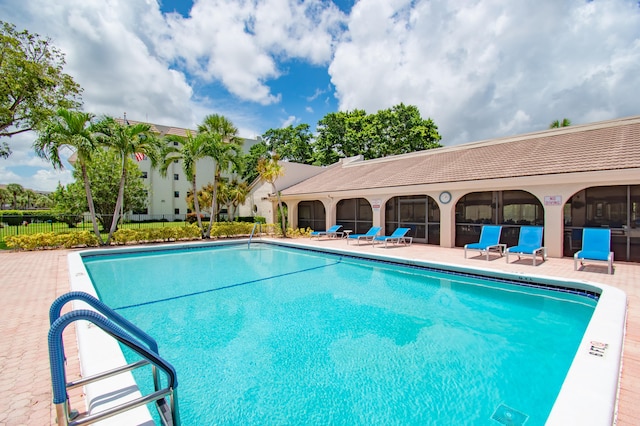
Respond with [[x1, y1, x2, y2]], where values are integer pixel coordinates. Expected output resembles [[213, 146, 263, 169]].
[[281, 168, 640, 258], [239, 162, 325, 223]]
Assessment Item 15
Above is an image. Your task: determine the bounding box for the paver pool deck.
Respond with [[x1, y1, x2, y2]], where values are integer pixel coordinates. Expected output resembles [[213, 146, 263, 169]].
[[1, 239, 639, 425]]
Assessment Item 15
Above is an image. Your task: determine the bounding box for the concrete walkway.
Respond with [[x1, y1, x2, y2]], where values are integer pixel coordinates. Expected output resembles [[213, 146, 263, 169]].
[[0, 241, 638, 425]]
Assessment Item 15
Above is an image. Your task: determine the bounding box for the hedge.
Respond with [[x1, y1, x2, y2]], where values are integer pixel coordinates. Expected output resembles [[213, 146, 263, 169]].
[[5, 222, 308, 250], [5, 231, 100, 250]]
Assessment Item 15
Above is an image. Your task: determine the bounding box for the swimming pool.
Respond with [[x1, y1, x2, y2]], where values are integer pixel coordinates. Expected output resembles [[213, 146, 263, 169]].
[[68, 240, 626, 425]]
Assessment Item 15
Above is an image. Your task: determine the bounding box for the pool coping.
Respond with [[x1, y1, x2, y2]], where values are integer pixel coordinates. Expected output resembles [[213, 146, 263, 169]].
[[67, 239, 627, 425]]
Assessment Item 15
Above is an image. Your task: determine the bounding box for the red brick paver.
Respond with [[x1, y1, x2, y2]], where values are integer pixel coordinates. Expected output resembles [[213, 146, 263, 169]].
[[0, 250, 82, 426], [0, 242, 638, 425]]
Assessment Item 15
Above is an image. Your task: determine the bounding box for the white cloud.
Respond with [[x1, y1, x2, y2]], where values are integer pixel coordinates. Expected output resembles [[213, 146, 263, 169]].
[[281, 115, 297, 127], [30, 168, 74, 192], [329, 0, 640, 144], [306, 87, 326, 102], [157, 0, 346, 105]]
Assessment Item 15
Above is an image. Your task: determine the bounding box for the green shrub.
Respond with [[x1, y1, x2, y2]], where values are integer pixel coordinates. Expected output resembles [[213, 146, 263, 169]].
[[286, 227, 313, 238], [6, 231, 99, 250], [112, 224, 203, 245], [179, 223, 203, 240], [113, 229, 139, 244], [57, 231, 100, 248], [210, 222, 254, 238]]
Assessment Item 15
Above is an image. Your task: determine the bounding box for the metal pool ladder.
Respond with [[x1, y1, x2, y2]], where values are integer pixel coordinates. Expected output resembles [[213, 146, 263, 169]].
[[248, 222, 260, 248], [49, 291, 180, 425]]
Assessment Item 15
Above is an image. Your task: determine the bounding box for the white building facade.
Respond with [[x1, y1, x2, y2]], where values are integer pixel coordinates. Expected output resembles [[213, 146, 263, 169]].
[[125, 121, 260, 220]]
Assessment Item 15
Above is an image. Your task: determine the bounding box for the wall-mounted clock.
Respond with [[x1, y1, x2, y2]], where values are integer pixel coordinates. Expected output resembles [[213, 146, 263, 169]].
[[439, 191, 452, 204]]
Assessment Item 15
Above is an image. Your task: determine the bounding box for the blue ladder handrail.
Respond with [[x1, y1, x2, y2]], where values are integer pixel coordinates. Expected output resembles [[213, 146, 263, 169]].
[[49, 291, 158, 353], [49, 309, 179, 425]]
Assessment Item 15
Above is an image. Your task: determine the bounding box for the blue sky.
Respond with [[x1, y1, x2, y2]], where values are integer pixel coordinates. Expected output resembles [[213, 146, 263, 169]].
[[1, 0, 639, 191]]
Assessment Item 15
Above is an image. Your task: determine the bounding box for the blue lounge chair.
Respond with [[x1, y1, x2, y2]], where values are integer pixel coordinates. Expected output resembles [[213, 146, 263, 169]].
[[505, 226, 546, 266], [373, 227, 412, 248], [574, 228, 614, 274], [310, 225, 343, 240], [464, 225, 505, 260], [346, 226, 381, 245]]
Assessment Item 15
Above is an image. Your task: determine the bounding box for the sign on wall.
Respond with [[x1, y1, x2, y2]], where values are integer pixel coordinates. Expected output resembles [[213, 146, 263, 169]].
[[544, 195, 562, 206]]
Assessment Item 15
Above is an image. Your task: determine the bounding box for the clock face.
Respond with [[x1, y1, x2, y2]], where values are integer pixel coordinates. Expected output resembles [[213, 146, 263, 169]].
[[439, 191, 451, 204]]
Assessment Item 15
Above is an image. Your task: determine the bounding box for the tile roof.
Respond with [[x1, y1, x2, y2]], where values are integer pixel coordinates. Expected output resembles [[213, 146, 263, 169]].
[[282, 115, 640, 196]]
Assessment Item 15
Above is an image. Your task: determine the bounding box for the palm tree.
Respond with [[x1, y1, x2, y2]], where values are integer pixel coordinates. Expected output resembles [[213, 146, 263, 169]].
[[198, 114, 243, 237], [0, 187, 9, 209], [160, 131, 209, 235], [257, 154, 286, 236], [34, 193, 53, 208], [23, 189, 37, 209], [549, 118, 572, 128], [5, 183, 24, 209], [33, 109, 103, 241], [93, 117, 161, 243], [229, 179, 249, 220], [216, 178, 232, 221]]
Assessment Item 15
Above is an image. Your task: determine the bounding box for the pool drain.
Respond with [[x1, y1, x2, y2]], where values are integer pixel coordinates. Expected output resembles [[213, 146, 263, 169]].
[[491, 403, 528, 425]]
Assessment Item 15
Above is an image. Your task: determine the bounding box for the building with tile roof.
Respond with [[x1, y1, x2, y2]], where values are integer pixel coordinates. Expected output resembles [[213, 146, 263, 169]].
[[276, 115, 640, 263]]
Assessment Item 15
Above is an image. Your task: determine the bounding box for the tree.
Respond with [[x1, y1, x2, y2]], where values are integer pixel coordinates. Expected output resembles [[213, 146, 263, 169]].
[[23, 189, 37, 209], [240, 140, 270, 183], [217, 178, 249, 220], [216, 179, 232, 220], [313, 111, 347, 165], [257, 154, 286, 236], [0, 187, 9, 208], [94, 117, 160, 244], [185, 182, 215, 220], [5, 183, 24, 209], [34, 108, 102, 241], [228, 178, 249, 220], [60, 149, 147, 231], [312, 104, 441, 165], [377, 103, 442, 156], [33, 193, 53, 208], [262, 124, 313, 164], [550, 118, 572, 128], [161, 130, 209, 235], [50, 183, 84, 226], [0, 21, 82, 156], [198, 114, 243, 237]]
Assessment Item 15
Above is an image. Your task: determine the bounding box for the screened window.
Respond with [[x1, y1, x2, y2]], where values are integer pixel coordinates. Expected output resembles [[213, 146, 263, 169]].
[[337, 198, 372, 234], [455, 191, 543, 247], [298, 200, 326, 231], [385, 195, 440, 245]]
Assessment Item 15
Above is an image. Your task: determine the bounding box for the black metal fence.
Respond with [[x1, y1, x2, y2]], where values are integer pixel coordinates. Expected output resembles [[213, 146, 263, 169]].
[[0, 214, 190, 247]]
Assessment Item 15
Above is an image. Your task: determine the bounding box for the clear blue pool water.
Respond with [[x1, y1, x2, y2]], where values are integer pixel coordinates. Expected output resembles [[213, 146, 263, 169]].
[[82, 243, 596, 425]]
